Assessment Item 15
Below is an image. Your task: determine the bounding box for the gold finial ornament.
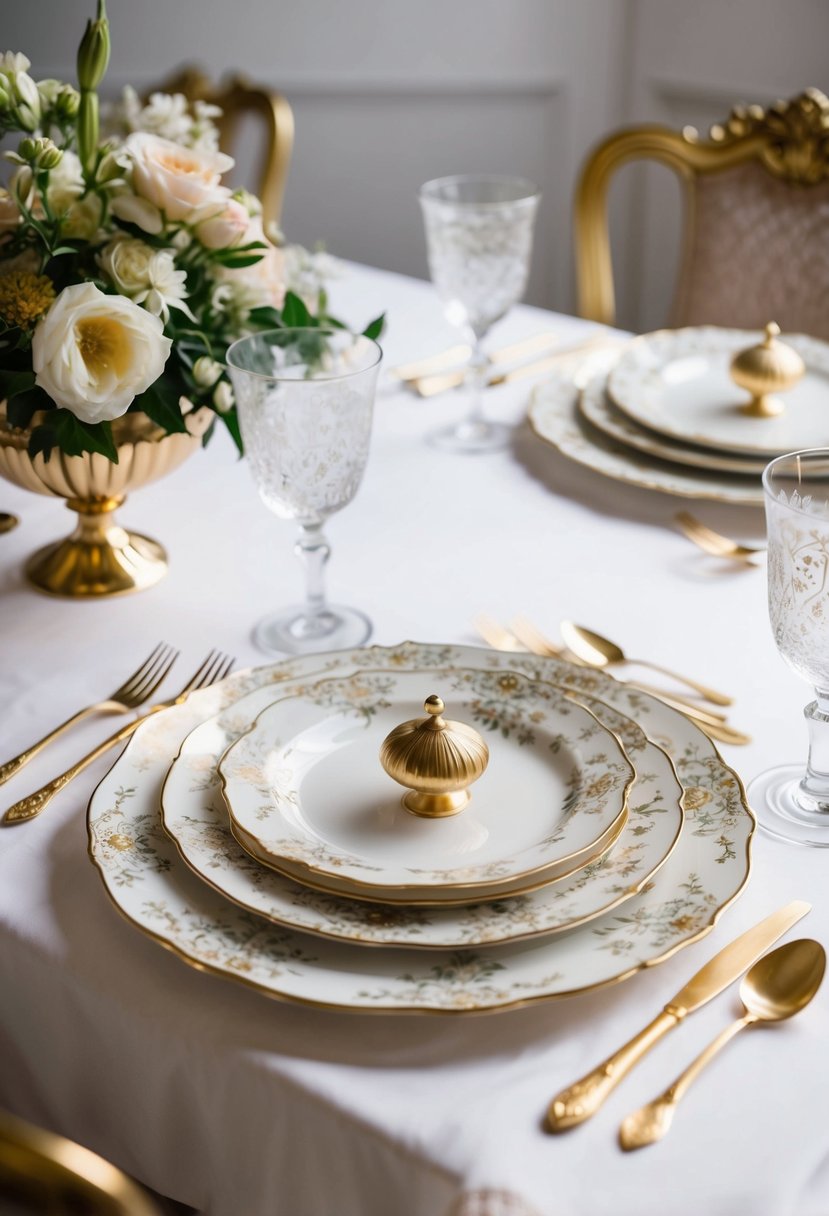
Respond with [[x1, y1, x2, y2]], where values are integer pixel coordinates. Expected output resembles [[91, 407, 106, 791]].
[[379, 694, 490, 818], [729, 322, 805, 418]]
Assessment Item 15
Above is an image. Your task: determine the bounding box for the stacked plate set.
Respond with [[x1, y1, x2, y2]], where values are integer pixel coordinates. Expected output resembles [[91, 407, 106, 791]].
[[89, 641, 754, 1014], [529, 325, 829, 505]]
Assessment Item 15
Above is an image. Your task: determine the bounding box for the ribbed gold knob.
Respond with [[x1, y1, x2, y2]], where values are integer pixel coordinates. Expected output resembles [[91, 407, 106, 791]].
[[730, 322, 805, 418], [379, 694, 490, 818]]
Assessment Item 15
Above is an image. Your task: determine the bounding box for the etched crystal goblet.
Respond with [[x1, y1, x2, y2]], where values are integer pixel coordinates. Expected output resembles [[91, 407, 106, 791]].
[[419, 174, 540, 454], [227, 328, 382, 655], [749, 449, 829, 845]]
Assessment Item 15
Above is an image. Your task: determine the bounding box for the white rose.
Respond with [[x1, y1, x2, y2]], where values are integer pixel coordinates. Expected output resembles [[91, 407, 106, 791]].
[[123, 131, 233, 222], [99, 235, 192, 321], [193, 197, 249, 249], [32, 282, 172, 423]]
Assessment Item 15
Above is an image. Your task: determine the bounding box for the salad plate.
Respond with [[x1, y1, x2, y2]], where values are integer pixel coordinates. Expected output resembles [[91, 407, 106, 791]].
[[88, 642, 754, 1014], [607, 327, 829, 458], [161, 672, 680, 946], [218, 668, 634, 900]]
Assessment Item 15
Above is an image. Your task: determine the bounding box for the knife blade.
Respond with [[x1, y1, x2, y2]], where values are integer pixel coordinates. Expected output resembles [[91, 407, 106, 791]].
[[545, 899, 811, 1132]]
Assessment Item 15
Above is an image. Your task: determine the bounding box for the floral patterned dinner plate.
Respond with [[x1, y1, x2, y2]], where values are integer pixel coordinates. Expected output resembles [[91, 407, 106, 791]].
[[607, 327, 829, 458], [161, 675, 682, 948], [218, 668, 634, 900], [528, 350, 764, 506], [87, 643, 754, 1014]]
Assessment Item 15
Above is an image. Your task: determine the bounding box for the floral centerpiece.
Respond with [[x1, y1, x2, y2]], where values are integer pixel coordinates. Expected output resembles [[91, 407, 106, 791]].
[[0, 1, 382, 597]]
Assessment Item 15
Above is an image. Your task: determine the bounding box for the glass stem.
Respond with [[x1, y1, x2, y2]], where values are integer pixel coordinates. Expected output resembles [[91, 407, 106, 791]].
[[464, 340, 489, 429], [295, 523, 330, 622], [800, 692, 829, 810]]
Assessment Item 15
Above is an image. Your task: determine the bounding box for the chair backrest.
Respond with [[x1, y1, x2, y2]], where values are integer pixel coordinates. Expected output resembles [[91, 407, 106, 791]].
[[0, 1108, 160, 1215], [575, 88, 829, 338], [144, 66, 294, 230]]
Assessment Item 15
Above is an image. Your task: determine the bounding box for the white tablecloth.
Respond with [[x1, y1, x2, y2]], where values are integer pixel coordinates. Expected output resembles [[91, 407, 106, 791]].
[[2, 262, 829, 1216]]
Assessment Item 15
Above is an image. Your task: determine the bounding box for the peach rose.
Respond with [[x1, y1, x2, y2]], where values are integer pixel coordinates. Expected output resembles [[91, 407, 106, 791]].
[[123, 132, 233, 223], [194, 197, 250, 249], [219, 216, 286, 310]]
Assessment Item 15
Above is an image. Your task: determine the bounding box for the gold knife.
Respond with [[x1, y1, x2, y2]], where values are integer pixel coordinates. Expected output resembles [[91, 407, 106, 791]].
[[545, 899, 811, 1132], [413, 337, 622, 397]]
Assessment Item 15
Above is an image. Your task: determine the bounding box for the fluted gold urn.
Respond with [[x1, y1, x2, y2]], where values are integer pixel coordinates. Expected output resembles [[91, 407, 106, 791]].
[[730, 322, 805, 418], [0, 405, 212, 598], [379, 694, 490, 818]]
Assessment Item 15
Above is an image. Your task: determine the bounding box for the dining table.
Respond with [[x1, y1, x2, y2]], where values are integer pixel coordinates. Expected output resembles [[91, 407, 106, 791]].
[[2, 258, 828, 1216]]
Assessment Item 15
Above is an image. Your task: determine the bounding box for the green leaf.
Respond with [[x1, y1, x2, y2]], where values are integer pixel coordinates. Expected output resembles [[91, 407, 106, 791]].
[[221, 407, 244, 456], [53, 410, 119, 461], [215, 252, 267, 269], [27, 425, 56, 463], [281, 291, 313, 328], [0, 369, 37, 402], [132, 376, 188, 434], [362, 313, 385, 341], [6, 384, 51, 429], [247, 306, 283, 330]]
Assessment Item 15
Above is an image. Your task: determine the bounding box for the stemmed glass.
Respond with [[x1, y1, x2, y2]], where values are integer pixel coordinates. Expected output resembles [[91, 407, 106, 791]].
[[226, 328, 382, 656], [419, 173, 540, 453], [749, 449, 829, 845]]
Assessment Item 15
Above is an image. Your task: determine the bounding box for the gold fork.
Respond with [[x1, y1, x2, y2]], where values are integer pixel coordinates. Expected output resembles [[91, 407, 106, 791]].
[[2, 650, 235, 826], [675, 512, 765, 564], [0, 643, 178, 787]]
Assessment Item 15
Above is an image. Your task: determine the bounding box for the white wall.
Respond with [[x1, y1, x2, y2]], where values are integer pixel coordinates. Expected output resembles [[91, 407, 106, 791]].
[[5, 0, 828, 330]]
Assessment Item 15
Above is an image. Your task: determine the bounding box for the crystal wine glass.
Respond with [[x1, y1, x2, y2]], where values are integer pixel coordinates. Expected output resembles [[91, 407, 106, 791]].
[[226, 328, 382, 655], [749, 448, 829, 845], [419, 173, 540, 453]]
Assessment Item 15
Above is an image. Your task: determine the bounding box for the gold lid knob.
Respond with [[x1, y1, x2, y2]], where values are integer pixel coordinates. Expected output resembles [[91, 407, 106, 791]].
[[730, 322, 805, 418], [379, 694, 489, 818]]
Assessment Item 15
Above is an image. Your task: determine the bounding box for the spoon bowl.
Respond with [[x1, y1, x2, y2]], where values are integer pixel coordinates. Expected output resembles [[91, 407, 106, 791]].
[[560, 620, 733, 707]]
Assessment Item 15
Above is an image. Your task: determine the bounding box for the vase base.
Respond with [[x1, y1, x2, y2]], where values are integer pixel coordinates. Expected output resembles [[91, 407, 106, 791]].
[[25, 526, 169, 598]]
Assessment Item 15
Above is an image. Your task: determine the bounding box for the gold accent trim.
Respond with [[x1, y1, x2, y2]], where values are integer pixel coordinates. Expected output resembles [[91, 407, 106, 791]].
[[158, 679, 683, 949], [575, 88, 829, 326], [86, 643, 755, 1016], [217, 667, 635, 896]]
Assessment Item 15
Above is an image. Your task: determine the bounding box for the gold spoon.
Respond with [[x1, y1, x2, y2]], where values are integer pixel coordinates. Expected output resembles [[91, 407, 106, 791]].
[[620, 938, 826, 1151], [560, 621, 733, 707], [0, 512, 19, 534]]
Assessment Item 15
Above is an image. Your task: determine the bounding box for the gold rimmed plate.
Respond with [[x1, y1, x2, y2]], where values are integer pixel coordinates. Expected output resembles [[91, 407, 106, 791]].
[[217, 668, 635, 903]]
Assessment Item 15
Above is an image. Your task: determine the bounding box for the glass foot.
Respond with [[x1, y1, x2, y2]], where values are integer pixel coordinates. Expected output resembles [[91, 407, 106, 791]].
[[252, 604, 372, 656], [427, 418, 511, 454], [747, 763, 829, 847]]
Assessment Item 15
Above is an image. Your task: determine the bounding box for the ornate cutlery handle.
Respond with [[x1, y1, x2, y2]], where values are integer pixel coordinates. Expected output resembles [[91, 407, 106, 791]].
[[0, 705, 120, 787], [619, 1014, 753, 1150], [633, 660, 732, 708], [546, 1007, 681, 1132], [3, 717, 143, 825]]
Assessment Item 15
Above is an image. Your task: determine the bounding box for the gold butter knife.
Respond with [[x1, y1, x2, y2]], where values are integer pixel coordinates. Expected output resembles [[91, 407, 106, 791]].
[[545, 900, 811, 1132], [413, 337, 622, 397]]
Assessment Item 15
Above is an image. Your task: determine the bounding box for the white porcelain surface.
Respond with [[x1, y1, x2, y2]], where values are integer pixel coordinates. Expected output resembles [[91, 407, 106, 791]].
[[579, 376, 768, 475], [218, 668, 633, 895], [88, 642, 754, 1014], [162, 677, 681, 946], [528, 352, 765, 506], [607, 327, 829, 458]]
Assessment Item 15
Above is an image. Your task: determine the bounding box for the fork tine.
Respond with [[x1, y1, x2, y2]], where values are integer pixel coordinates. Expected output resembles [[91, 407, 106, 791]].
[[175, 649, 234, 697], [109, 642, 169, 701], [138, 648, 180, 702], [127, 643, 178, 704]]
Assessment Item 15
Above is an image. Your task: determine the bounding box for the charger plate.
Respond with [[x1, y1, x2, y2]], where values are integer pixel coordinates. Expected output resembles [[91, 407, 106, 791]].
[[579, 376, 767, 476], [88, 642, 754, 1015], [161, 676, 682, 946], [607, 327, 829, 458], [218, 668, 634, 900], [528, 354, 764, 506]]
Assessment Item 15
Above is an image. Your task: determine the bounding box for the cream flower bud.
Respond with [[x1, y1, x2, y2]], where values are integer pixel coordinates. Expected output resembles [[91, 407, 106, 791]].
[[192, 356, 223, 388], [32, 282, 172, 423], [110, 192, 163, 235], [212, 380, 234, 413]]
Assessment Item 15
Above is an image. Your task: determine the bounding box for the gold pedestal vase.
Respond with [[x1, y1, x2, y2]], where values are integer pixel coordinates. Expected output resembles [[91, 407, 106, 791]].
[[0, 407, 212, 598]]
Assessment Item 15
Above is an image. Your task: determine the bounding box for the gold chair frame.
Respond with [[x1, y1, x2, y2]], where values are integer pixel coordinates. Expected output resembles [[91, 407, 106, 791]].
[[575, 88, 829, 327], [0, 1109, 160, 1214], [146, 66, 294, 229]]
